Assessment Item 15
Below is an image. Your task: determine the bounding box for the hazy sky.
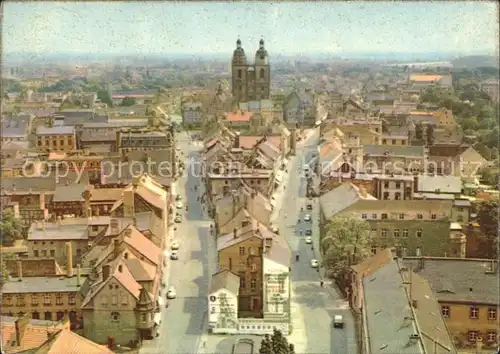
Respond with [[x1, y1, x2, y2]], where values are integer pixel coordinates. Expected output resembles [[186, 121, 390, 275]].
[[3, 1, 499, 55]]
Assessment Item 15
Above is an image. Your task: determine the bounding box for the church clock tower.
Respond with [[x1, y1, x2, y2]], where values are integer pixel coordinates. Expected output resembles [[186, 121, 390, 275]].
[[231, 38, 248, 103], [254, 38, 270, 100]]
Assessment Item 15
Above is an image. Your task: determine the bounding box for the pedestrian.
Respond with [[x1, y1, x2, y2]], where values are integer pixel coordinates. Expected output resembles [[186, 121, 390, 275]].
[[320, 280, 324, 287]]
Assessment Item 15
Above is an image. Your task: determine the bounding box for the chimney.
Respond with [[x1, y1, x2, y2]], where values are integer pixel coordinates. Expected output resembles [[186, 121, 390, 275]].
[[17, 261, 23, 280], [123, 189, 135, 217], [76, 264, 81, 287], [234, 131, 241, 148], [110, 218, 119, 234], [233, 228, 238, 239], [413, 175, 418, 193], [113, 238, 120, 258], [102, 264, 111, 280], [132, 175, 140, 189], [66, 242, 73, 276]]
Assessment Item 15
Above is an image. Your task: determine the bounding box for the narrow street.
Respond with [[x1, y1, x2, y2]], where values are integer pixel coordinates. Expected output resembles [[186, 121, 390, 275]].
[[140, 132, 214, 354], [275, 129, 358, 354]]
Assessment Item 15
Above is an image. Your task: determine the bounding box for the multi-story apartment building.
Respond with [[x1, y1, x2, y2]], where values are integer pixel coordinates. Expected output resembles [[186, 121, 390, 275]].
[[183, 102, 203, 125], [36, 126, 77, 152], [404, 257, 499, 349], [116, 126, 174, 155], [480, 79, 499, 103], [1, 261, 84, 328]]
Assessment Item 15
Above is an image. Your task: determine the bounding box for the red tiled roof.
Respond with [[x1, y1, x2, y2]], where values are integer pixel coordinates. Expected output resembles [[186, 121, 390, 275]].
[[226, 111, 253, 122], [38, 328, 114, 354], [122, 225, 162, 266]]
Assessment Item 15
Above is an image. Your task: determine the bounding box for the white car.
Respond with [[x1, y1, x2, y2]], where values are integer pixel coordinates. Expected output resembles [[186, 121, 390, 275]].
[[171, 241, 179, 250], [333, 315, 344, 329], [166, 287, 176, 299], [305, 236, 312, 244], [170, 251, 178, 260], [304, 214, 311, 222], [310, 259, 319, 268], [175, 201, 183, 209]]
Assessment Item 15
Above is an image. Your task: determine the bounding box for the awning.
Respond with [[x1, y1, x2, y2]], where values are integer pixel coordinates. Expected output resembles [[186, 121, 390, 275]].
[[154, 313, 162, 326]]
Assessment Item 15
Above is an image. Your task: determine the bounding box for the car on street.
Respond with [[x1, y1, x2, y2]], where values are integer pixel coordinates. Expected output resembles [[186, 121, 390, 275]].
[[171, 241, 180, 250], [304, 214, 311, 222], [175, 201, 183, 209], [170, 251, 178, 260], [166, 287, 176, 299], [305, 236, 312, 244], [333, 315, 344, 329], [174, 215, 182, 223], [305, 229, 312, 236], [306, 203, 313, 210], [310, 259, 319, 268], [175, 195, 182, 201]]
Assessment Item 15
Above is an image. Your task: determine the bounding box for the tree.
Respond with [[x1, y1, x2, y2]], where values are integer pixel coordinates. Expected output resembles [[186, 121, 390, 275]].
[[120, 96, 136, 106], [0, 254, 11, 290], [426, 124, 435, 146], [259, 330, 295, 354], [321, 214, 372, 278], [97, 89, 113, 107], [415, 122, 424, 141], [477, 199, 499, 259], [0, 210, 23, 246]]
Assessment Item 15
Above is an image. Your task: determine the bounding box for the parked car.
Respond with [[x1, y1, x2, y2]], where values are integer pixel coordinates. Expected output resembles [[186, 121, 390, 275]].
[[171, 241, 179, 250], [176, 201, 183, 209], [170, 251, 178, 260], [304, 214, 311, 222], [306, 203, 313, 210], [310, 259, 319, 268], [166, 287, 176, 299], [305, 229, 312, 236], [333, 315, 344, 329], [305, 236, 312, 244], [175, 195, 182, 201], [174, 215, 182, 223]]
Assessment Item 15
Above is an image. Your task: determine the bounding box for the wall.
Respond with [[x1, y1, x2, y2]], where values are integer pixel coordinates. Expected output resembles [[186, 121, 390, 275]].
[[207, 289, 239, 333], [441, 302, 498, 348], [83, 278, 139, 346], [218, 235, 264, 316], [37, 134, 76, 152], [28, 239, 88, 266]]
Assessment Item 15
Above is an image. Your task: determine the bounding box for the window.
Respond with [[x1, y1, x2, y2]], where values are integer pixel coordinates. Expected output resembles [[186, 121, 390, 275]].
[[111, 312, 120, 321], [457, 215, 463, 222], [250, 278, 257, 290], [470, 306, 479, 319], [361, 214, 367, 219], [68, 294, 76, 305], [381, 213, 388, 220], [31, 295, 38, 306], [238, 69, 242, 79], [239, 247, 245, 256], [56, 294, 63, 305], [372, 214, 377, 219], [240, 277, 245, 289], [111, 295, 118, 305], [239, 261, 245, 272], [32, 311, 40, 320], [393, 229, 400, 238], [399, 213, 404, 220], [16, 295, 25, 306], [403, 229, 409, 238], [260, 68, 265, 79], [395, 192, 401, 200], [416, 229, 422, 238], [468, 330, 478, 342], [251, 263, 257, 272], [50, 250, 55, 257], [487, 331, 497, 343], [56, 311, 64, 321], [392, 140, 396, 145], [488, 307, 497, 320], [417, 213, 423, 220], [44, 312, 52, 321], [371, 245, 377, 254], [384, 182, 389, 188], [33, 250, 39, 257], [431, 214, 437, 220], [383, 192, 389, 200], [441, 305, 450, 318], [395, 182, 401, 189]]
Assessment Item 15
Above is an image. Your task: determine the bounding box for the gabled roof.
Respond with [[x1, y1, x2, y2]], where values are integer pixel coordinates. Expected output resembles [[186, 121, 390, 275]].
[[217, 219, 274, 251], [428, 145, 470, 158], [34, 328, 114, 354], [319, 183, 375, 219], [210, 269, 240, 295], [110, 174, 167, 213], [263, 234, 291, 268]]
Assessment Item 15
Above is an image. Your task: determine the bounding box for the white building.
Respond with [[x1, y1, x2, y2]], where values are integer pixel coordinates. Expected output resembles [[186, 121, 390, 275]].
[[183, 103, 203, 125], [207, 269, 240, 334]]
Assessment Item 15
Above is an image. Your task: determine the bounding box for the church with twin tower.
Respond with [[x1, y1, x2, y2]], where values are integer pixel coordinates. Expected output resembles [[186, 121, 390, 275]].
[[231, 38, 271, 103]]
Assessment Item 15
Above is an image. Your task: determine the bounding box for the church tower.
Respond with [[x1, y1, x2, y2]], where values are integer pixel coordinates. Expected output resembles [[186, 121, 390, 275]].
[[254, 38, 270, 100], [231, 38, 248, 103]]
